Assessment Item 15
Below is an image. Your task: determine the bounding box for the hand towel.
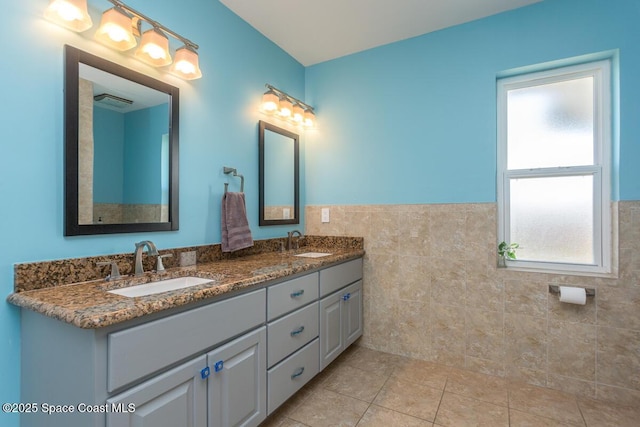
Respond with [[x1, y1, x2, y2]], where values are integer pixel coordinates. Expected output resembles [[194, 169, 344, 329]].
[[221, 192, 254, 252]]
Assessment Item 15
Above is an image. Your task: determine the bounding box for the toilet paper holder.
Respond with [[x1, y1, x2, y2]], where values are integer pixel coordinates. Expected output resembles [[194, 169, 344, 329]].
[[548, 285, 595, 297]]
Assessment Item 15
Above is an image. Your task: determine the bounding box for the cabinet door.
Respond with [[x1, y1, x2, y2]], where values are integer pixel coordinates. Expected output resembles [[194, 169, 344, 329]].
[[106, 355, 207, 427], [319, 291, 343, 370], [343, 280, 363, 348], [208, 327, 266, 427]]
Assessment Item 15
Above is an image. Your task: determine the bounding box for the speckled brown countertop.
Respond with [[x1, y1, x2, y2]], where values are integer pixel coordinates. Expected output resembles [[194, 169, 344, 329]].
[[7, 246, 364, 329]]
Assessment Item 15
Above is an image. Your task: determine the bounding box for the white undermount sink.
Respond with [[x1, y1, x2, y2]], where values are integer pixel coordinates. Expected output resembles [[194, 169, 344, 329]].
[[108, 276, 214, 298], [294, 252, 333, 258]]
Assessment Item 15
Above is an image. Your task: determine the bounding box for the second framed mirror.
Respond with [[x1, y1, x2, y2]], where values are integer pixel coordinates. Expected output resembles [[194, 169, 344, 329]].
[[259, 120, 299, 226]]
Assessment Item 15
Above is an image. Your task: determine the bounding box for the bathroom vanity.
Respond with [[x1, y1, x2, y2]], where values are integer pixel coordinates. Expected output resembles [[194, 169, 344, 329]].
[[12, 251, 363, 427]]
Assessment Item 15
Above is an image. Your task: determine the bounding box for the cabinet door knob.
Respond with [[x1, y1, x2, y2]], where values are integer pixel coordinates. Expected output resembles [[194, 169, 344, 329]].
[[200, 366, 210, 379], [343, 292, 351, 301], [214, 360, 224, 372], [291, 367, 305, 379], [290, 290, 305, 298], [290, 326, 305, 336]]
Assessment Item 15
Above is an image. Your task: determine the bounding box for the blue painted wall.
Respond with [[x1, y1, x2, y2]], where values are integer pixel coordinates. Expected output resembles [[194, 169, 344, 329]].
[[0, 1, 304, 424], [94, 106, 125, 203], [305, 0, 640, 204], [123, 104, 168, 204], [94, 104, 170, 204]]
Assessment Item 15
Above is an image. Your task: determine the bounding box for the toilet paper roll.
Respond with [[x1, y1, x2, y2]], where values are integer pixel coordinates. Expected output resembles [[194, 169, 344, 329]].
[[559, 286, 587, 305]]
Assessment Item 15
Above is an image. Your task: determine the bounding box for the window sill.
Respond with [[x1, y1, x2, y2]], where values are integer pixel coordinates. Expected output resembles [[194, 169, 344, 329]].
[[500, 262, 617, 279]]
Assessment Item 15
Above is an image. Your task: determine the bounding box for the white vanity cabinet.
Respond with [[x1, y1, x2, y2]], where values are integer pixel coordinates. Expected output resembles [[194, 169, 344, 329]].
[[319, 259, 363, 370], [19, 256, 363, 427], [21, 289, 266, 427]]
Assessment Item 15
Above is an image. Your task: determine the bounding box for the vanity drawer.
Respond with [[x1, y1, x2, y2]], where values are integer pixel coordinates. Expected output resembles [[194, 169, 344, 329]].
[[107, 289, 265, 392], [267, 302, 319, 367], [319, 258, 363, 297], [267, 338, 319, 415], [267, 272, 318, 320]]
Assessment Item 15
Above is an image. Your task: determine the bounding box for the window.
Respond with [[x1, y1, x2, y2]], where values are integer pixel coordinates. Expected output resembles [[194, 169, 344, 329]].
[[497, 60, 611, 274]]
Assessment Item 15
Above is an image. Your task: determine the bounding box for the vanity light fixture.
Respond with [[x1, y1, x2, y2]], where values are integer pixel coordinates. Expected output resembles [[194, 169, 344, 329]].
[[261, 88, 279, 113], [170, 45, 202, 80], [94, 6, 137, 51], [135, 27, 172, 67], [304, 109, 316, 128], [278, 97, 293, 118], [261, 84, 316, 128], [45, 0, 93, 32], [292, 103, 305, 123], [45, 0, 202, 80]]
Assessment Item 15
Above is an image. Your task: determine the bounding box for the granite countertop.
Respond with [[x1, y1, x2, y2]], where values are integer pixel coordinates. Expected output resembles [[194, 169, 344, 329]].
[[7, 247, 364, 329]]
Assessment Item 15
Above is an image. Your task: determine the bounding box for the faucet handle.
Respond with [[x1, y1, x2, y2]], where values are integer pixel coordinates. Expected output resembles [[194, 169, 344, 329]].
[[97, 261, 121, 281], [156, 254, 173, 273]]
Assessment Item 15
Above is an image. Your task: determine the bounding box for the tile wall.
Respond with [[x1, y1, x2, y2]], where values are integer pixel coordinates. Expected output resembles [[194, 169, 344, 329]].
[[306, 201, 640, 404]]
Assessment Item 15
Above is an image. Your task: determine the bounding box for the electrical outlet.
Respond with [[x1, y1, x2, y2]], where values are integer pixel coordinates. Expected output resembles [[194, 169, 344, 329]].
[[180, 251, 196, 266], [283, 208, 291, 219], [321, 208, 330, 223]]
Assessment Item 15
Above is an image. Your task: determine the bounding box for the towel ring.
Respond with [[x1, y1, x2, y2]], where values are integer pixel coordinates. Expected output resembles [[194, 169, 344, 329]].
[[223, 166, 244, 193]]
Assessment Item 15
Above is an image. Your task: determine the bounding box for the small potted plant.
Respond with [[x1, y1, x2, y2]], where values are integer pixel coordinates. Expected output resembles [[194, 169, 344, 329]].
[[498, 241, 519, 267]]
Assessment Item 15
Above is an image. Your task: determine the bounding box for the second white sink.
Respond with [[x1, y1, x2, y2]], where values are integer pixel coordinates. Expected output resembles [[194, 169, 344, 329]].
[[108, 276, 214, 298], [294, 252, 333, 258]]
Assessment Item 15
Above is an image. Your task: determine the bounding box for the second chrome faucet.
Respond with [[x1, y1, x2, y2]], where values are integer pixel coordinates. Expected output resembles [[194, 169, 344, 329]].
[[286, 230, 303, 251]]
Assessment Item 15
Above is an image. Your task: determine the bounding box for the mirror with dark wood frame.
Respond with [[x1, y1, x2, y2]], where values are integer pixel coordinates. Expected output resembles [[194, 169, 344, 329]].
[[259, 120, 299, 226], [64, 45, 179, 236]]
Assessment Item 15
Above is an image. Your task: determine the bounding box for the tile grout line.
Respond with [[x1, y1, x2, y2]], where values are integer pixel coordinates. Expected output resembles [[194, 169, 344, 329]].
[[431, 376, 448, 425], [507, 379, 512, 427], [352, 372, 393, 427]]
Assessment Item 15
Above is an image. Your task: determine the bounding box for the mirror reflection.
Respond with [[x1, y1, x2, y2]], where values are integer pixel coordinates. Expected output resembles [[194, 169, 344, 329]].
[[79, 64, 171, 225], [64, 45, 179, 236], [259, 121, 299, 226]]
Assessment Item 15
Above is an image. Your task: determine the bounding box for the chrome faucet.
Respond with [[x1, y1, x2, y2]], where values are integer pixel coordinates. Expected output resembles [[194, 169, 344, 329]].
[[134, 240, 159, 276], [286, 230, 303, 251]]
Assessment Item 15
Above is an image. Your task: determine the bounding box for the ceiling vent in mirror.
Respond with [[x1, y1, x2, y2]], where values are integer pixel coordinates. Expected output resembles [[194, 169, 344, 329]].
[[94, 93, 133, 108]]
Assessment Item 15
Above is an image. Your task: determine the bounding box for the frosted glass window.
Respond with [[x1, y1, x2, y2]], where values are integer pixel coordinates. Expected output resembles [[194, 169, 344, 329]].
[[510, 175, 594, 264], [497, 59, 611, 274], [507, 78, 594, 169]]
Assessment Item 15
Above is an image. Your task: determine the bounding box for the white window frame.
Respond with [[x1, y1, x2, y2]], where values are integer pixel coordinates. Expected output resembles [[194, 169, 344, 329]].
[[497, 60, 612, 275]]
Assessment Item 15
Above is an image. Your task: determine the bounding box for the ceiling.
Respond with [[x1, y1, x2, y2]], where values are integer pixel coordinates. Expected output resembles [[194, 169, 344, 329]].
[[220, 0, 542, 66]]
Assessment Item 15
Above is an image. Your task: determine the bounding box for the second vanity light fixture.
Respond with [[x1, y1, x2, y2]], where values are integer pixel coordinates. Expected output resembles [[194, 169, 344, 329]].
[[44, 0, 202, 80], [262, 84, 316, 128]]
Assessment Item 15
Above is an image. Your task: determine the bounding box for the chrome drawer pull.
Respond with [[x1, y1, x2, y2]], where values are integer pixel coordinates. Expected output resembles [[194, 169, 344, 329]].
[[291, 367, 305, 379], [290, 290, 305, 298], [290, 326, 305, 336]]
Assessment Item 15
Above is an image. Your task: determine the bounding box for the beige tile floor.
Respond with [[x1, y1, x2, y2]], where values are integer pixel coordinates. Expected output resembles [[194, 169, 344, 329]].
[[261, 345, 640, 427]]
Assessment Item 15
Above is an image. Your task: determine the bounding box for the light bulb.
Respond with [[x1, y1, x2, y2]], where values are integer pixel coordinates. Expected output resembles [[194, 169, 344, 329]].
[[95, 7, 136, 51], [304, 109, 316, 127], [44, 0, 93, 32], [135, 28, 172, 67], [279, 98, 293, 117], [262, 89, 279, 113], [170, 46, 203, 80], [292, 104, 304, 123]]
